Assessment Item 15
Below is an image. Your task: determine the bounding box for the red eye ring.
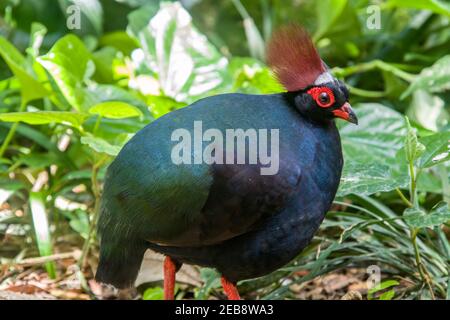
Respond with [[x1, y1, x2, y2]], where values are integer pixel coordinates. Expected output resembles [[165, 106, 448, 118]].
[[307, 87, 335, 108]]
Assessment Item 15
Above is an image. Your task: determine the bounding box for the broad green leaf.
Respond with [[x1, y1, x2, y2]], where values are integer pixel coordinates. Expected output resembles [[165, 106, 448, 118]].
[[29, 192, 56, 279], [128, 2, 228, 102], [86, 84, 148, 110], [404, 202, 450, 229], [99, 31, 138, 56], [314, 0, 348, 40], [59, 0, 103, 35], [388, 0, 450, 17], [0, 111, 87, 129], [92, 46, 118, 83], [338, 103, 409, 196], [340, 103, 407, 164], [80, 136, 121, 156], [37, 35, 94, 111], [127, 3, 160, 36], [402, 55, 450, 98], [404, 117, 425, 164], [89, 101, 143, 119], [407, 90, 447, 132], [417, 131, 450, 168], [146, 95, 187, 118], [0, 36, 48, 103], [337, 162, 408, 197], [142, 287, 164, 300]]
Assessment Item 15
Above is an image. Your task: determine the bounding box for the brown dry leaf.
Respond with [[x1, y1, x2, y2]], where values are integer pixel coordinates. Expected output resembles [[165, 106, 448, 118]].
[[5, 284, 45, 294], [49, 289, 90, 300]]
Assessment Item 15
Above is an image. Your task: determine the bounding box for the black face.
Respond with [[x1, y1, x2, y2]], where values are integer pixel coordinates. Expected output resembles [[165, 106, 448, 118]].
[[287, 80, 357, 124]]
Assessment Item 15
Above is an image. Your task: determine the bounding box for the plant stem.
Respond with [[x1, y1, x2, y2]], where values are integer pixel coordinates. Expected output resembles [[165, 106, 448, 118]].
[[93, 115, 102, 135], [332, 60, 416, 82], [408, 162, 417, 206], [410, 228, 435, 300], [396, 188, 413, 207], [0, 100, 26, 158], [78, 155, 108, 269], [406, 157, 435, 299]]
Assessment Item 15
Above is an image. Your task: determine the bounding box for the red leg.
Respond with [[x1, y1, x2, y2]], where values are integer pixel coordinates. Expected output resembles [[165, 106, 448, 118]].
[[221, 276, 241, 300], [163, 256, 178, 300]]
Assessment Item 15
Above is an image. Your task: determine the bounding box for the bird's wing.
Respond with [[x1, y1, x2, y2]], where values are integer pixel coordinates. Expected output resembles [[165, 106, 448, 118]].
[[194, 159, 302, 245], [100, 146, 301, 247]]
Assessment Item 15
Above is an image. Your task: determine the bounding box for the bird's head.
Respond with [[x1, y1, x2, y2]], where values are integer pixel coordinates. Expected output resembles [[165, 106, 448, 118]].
[[267, 24, 357, 125]]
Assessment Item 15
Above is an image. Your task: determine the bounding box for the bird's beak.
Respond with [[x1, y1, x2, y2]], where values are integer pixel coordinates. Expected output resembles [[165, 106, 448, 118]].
[[332, 102, 358, 124]]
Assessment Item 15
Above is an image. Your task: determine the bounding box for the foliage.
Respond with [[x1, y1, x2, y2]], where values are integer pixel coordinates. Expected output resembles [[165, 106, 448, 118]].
[[0, 0, 449, 300]]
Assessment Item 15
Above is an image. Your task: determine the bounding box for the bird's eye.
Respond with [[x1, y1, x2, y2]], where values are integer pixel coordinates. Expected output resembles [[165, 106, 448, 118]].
[[306, 87, 335, 108], [318, 92, 330, 105]]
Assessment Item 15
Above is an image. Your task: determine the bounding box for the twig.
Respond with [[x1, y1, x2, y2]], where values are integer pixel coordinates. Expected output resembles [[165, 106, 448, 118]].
[[12, 250, 81, 267]]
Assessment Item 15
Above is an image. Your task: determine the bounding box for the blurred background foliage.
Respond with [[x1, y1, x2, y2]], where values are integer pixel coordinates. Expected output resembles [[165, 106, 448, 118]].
[[0, 0, 449, 300]]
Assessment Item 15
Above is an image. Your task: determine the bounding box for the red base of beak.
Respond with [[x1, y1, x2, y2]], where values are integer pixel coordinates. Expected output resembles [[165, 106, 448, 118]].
[[332, 102, 358, 124]]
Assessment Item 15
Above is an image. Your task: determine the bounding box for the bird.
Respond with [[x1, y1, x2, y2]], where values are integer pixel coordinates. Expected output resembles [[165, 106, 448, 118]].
[[95, 24, 357, 300]]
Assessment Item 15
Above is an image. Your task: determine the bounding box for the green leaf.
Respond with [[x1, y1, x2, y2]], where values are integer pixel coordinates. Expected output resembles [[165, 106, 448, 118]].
[[60, 0, 103, 35], [338, 103, 409, 196], [195, 268, 221, 300], [367, 279, 399, 300], [92, 46, 118, 83], [314, 0, 348, 40], [338, 161, 408, 197], [29, 192, 56, 279], [0, 36, 48, 103], [231, 0, 265, 60], [0, 179, 25, 204], [0, 111, 87, 129], [37, 34, 94, 111], [388, 0, 450, 17], [404, 202, 450, 229], [404, 117, 426, 164], [68, 210, 90, 239], [146, 95, 187, 118], [99, 31, 138, 56], [28, 22, 48, 58], [127, 3, 160, 36], [228, 58, 283, 94], [142, 287, 164, 300], [417, 131, 450, 168], [403, 55, 450, 98], [80, 136, 121, 156], [89, 101, 143, 119], [407, 90, 447, 132], [129, 2, 228, 102], [340, 103, 407, 164]]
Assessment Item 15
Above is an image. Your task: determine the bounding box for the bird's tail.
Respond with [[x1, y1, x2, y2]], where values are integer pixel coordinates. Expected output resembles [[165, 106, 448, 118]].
[[95, 232, 147, 289]]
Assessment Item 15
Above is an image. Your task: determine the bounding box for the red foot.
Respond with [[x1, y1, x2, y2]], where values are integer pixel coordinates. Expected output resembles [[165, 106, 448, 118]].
[[163, 256, 177, 300], [221, 276, 241, 300]]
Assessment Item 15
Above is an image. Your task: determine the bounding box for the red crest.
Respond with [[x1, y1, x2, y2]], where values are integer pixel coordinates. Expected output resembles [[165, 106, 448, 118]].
[[267, 24, 326, 92]]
